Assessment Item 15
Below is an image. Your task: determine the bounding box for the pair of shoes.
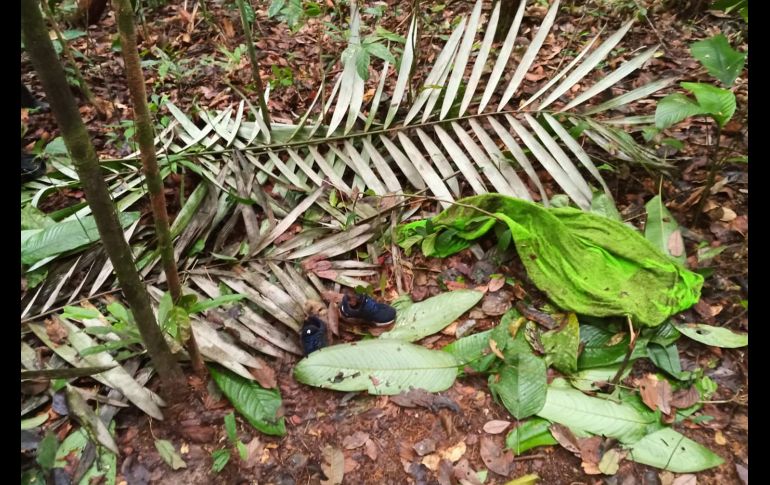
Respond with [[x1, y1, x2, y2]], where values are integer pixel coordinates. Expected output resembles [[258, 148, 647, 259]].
[[339, 292, 396, 326], [300, 293, 397, 355], [21, 152, 46, 184]]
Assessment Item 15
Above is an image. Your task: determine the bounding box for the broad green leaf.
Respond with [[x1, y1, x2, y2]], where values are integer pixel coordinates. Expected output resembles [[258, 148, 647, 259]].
[[21, 205, 54, 230], [541, 313, 579, 374], [626, 427, 724, 472], [211, 449, 230, 473], [578, 324, 649, 369], [188, 294, 247, 314], [537, 379, 654, 443], [21, 212, 139, 266], [489, 353, 547, 419], [645, 195, 686, 264], [36, 432, 58, 471], [375, 26, 405, 43], [267, 0, 285, 18], [209, 366, 286, 436], [682, 82, 737, 128], [224, 412, 238, 442], [591, 193, 622, 221], [647, 343, 691, 380], [647, 321, 681, 347], [294, 339, 458, 395], [380, 290, 484, 342], [690, 34, 746, 87], [61, 306, 103, 320], [155, 439, 187, 470], [674, 323, 747, 348], [655, 93, 707, 129], [354, 47, 370, 81], [505, 417, 557, 454], [364, 41, 395, 65], [442, 329, 493, 366]]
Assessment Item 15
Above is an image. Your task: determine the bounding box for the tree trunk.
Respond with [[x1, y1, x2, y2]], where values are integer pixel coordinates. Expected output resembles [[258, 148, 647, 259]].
[[21, 0, 186, 399], [111, 0, 207, 376], [495, 0, 522, 42]]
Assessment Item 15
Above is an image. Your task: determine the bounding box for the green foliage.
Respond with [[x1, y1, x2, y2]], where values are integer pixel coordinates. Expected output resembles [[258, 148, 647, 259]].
[[711, 0, 747, 21], [655, 82, 736, 129], [210, 366, 287, 436], [268, 0, 323, 32], [691, 34, 746, 87], [270, 66, 295, 89], [211, 448, 231, 473]]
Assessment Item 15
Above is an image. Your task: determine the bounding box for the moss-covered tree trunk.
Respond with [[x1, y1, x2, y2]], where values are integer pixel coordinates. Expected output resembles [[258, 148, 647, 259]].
[[21, 0, 185, 398], [111, 0, 207, 376]]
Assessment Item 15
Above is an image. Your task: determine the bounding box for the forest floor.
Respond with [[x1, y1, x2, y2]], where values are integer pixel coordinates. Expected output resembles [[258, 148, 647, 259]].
[[21, 0, 748, 484]]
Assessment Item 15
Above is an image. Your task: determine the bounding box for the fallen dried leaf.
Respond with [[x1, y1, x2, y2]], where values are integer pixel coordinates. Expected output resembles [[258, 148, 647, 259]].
[[321, 446, 344, 485], [668, 230, 684, 257], [479, 436, 514, 476], [453, 458, 482, 485], [672, 474, 697, 485], [421, 453, 441, 471], [638, 374, 673, 415], [670, 386, 699, 409], [343, 431, 370, 450], [714, 430, 726, 446], [440, 441, 467, 463], [483, 420, 511, 434], [364, 438, 378, 461], [550, 423, 581, 455], [414, 438, 436, 456], [248, 363, 277, 389]]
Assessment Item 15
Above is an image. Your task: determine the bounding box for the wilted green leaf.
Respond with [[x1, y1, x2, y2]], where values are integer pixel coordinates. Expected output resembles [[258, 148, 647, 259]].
[[645, 195, 686, 264], [209, 366, 286, 436], [155, 439, 187, 470]]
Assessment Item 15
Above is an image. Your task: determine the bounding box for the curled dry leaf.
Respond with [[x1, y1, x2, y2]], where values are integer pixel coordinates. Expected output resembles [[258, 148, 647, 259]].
[[670, 386, 700, 409], [480, 436, 514, 476], [578, 436, 603, 475], [550, 423, 581, 455], [638, 373, 673, 415], [439, 441, 467, 463], [342, 431, 370, 450], [364, 438, 379, 461], [453, 458, 483, 485], [248, 363, 277, 389], [483, 420, 512, 434], [488, 276, 506, 292]]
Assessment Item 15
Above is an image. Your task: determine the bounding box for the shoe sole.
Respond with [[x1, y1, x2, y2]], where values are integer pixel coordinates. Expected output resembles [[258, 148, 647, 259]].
[[339, 313, 394, 327]]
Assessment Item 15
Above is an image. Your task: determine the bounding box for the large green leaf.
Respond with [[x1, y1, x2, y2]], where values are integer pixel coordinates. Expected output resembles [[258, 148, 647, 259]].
[[294, 339, 459, 395], [209, 365, 286, 436], [645, 195, 686, 264], [655, 93, 708, 129], [489, 353, 547, 419], [21, 212, 140, 267], [626, 427, 724, 472], [442, 328, 493, 365], [690, 34, 746, 87], [536, 379, 655, 443], [647, 343, 691, 380], [578, 323, 649, 369], [681, 82, 736, 128], [380, 290, 484, 342], [569, 365, 631, 392], [674, 323, 748, 348]]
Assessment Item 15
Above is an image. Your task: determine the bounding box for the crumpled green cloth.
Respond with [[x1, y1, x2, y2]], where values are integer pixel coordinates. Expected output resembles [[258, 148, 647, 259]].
[[397, 194, 702, 327]]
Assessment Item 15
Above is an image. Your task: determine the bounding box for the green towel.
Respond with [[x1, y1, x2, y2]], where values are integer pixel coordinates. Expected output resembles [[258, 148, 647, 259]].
[[398, 194, 702, 327]]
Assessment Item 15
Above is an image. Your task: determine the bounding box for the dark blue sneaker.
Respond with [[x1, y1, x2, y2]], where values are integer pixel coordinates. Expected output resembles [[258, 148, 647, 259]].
[[21, 152, 46, 184], [301, 316, 327, 355], [339, 293, 396, 326]]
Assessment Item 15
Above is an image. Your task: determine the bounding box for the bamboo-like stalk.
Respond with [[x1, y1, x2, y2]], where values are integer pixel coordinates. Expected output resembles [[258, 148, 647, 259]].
[[111, 0, 207, 376], [235, 0, 272, 127], [21, 0, 185, 399]]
